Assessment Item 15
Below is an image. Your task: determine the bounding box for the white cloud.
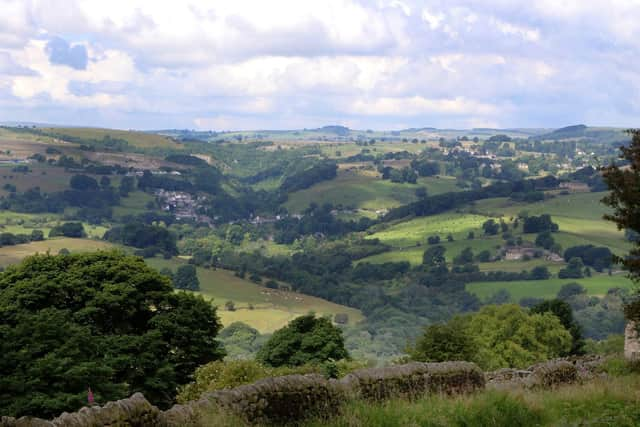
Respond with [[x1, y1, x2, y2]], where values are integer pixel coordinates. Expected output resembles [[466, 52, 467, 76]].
[[0, 0, 639, 129], [348, 96, 498, 116]]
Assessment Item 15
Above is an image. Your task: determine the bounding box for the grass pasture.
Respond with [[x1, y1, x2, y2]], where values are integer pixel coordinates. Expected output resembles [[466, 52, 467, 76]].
[[467, 274, 635, 302], [283, 169, 460, 214], [0, 238, 116, 267], [0, 164, 72, 196], [145, 258, 364, 333], [41, 127, 179, 150], [470, 192, 631, 254], [368, 213, 489, 247], [112, 191, 157, 218]]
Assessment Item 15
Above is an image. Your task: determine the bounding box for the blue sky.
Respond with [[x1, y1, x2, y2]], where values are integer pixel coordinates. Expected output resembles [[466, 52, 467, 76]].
[[0, 0, 639, 131]]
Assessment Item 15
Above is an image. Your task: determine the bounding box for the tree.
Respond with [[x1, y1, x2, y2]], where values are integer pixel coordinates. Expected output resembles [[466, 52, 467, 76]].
[[427, 235, 441, 245], [30, 229, 44, 241], [557, 282, 586, 300], [523, 214, 559, 233], [482, 219, 500, 235], [558, 257, 585, 279], [535, 231, 555, 250], [48, 222, 86, 238], [257, 314, 348, 367], [99, 176, 111, 189], [0, 251, 224, 418], [409, 317, 475, 363], [465, 304, 572, 370], [422, 245, 446, 270], [602, 130, 640, 280], [531, 299, 586, 355], [69, 174, 99, 191], [530, 266, 551, 280], [174, 264, 200, 291], [119, 176, 135, 197], [453, 247, 474, 265]]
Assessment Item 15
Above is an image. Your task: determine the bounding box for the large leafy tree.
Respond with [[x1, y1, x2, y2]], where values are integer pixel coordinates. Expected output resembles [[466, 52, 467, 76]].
[[409, 317, 475, 363], [0, 251, 224, 418], [410, 305, 572, 370], [602, 129, 640, 280], [173, 264, 200, 291], [531, 299, 585, 356], [257, 314, 348, 367], [468, 305, 571, 370]]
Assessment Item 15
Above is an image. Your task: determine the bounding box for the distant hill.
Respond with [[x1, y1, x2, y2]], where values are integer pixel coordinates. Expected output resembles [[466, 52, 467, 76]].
[[314, 125, 350, 136], [531, 125, 628, 143]]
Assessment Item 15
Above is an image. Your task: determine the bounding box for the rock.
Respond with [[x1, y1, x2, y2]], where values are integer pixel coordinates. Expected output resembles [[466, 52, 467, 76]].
[[624, 321, 640, 361]]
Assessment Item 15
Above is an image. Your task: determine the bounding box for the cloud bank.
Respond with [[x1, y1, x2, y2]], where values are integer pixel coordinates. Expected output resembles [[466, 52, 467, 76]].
[[0, 0, 639, 130]]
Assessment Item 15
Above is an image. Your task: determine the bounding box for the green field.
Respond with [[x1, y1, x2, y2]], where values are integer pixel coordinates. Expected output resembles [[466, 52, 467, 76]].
[[145, 258, 364, 333], [368, 213, 489, 247], [284, 170, 460, 214], [319, 141, 434, 159], [0, 164, 73, 196], [112, 191, 157, 218], [467, 274, 635, 302], [42, 127, 179, 150], [469, 192, 631, 255], [0, 238, 116, 267]]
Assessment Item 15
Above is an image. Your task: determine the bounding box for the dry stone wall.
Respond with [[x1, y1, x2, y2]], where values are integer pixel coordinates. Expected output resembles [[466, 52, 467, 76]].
[[2, 359, 590, 427]]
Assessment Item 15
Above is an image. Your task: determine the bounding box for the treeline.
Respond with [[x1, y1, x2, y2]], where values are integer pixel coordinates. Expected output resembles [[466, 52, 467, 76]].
[[104, 223, 178, 257], [384, 176, 559, 222], [279, 161, 337, 193], [0, 229, 44, 247], [273, 203, 374, 244]]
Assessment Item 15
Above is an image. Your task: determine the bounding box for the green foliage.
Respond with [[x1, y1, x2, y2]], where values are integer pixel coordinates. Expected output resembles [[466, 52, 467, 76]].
[[422, 245, 446, 268], [70, 174, 99, 191], [173, 264, 200, 291], [409, 318, 475, 363], [531, 299, 585, 355], [0, 251, 224, 417], [558, 257, 585, 279], [177, 358, 366, 404], [257, 314, 349, 367], [103, 222, 177, 255], [602, 129, 640, 281], [584, 334, 624, 355], [482, 219, 500, 235], [467, 305, 572, 370], [411, 305, 572, 370], [557, 282, 586, 300], [218, 322, 266, 359], [48, 222, 86, 238]]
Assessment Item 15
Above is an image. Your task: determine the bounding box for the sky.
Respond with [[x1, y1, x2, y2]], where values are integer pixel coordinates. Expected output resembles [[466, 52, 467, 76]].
[[0, 0, 639, 131]]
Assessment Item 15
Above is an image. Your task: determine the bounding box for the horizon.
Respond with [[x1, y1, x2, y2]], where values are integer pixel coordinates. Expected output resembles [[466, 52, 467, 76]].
[[1, 1, 639, 131]]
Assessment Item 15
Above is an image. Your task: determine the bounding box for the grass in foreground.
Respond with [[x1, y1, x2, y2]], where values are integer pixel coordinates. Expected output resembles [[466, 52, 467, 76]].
[[200, 374, 640, 426]]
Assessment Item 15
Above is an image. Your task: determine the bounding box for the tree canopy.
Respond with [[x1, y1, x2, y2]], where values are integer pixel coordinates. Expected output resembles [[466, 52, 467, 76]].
[[410, 304, 572, 370], [256, 314, 348, 367], [603, 129, 640, 280], [0, 251, 224, 418], [173, 264, 200, 291]]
